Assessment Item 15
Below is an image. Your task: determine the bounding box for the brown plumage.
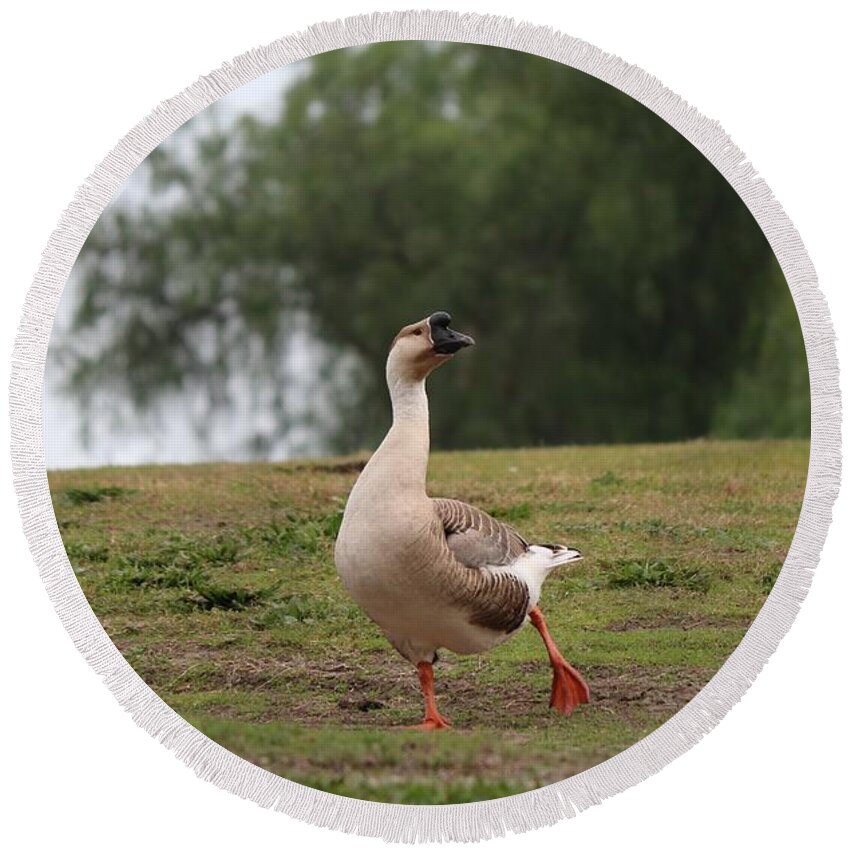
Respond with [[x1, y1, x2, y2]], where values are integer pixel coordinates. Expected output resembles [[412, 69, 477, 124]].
[[433, 498, 531, 632]]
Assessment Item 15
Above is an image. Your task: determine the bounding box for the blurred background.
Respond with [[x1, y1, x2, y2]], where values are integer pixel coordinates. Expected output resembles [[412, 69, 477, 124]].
[[45, 42, 809, 469]]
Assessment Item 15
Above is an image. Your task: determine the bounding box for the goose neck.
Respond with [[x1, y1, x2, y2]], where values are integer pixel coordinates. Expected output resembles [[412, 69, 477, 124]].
[[389, 376, 429, 425], [371, 376, 429, 492]]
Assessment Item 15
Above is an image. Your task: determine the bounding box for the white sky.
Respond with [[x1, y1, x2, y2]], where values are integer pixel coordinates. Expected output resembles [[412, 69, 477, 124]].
[[44, 60, 312, 470]]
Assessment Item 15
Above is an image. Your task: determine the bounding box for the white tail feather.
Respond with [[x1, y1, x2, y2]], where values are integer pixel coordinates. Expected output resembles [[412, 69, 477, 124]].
[[529, 544, 583, 570], [487, 544, 583, 610]]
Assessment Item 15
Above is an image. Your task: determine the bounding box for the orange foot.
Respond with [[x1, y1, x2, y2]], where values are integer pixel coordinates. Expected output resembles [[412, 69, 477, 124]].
[[549, 658, 590, 715], [408, 714, 452, 731]]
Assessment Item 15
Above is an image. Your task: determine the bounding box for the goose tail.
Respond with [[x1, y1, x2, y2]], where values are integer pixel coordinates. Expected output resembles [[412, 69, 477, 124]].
[[531, 544, 583, 571], [502, 545, 583, 610]]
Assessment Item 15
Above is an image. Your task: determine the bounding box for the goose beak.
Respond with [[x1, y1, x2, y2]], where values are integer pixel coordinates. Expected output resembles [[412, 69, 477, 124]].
[[429, 312, 475, 355]]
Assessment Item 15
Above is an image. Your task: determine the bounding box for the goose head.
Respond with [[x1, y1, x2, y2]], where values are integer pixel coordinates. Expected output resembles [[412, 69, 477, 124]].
[[387, 312, 475, 383]]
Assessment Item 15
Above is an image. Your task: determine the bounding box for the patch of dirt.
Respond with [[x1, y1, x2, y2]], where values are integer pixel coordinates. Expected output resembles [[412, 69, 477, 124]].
[[337, 697, 386, 712], [288, 460, 368, 475], [584, 664, 710, 715], [128, 638, 715, 728], [606, 612, 752, 632]]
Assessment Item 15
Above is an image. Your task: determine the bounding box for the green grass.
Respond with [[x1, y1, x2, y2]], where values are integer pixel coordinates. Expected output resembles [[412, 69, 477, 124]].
[[605, 558, 712, 592], [61, 484, 132, 506], [49, 439, 807, 803]]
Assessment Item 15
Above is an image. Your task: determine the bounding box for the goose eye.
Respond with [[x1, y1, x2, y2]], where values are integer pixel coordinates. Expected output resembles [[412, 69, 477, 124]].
[[412, 328, 423, 336]]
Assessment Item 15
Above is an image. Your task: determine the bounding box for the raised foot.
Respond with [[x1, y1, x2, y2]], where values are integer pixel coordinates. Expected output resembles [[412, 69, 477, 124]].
[[549, 659, 590, 716]]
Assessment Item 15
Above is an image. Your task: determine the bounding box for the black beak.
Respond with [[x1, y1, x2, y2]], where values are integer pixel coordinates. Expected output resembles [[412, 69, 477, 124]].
[[429, 312, 475, 355]]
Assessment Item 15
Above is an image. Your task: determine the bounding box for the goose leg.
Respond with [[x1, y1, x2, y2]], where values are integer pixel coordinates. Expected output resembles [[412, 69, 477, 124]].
[[409, 661, 452, 730], [529, 607, 590, 715]]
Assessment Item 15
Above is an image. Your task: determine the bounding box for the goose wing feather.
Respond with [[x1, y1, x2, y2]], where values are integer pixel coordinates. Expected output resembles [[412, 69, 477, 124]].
[[432, 498, 531, 633], [432, 497, 528, 568]]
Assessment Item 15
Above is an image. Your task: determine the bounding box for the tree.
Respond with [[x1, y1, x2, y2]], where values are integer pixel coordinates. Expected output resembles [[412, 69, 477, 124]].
[[58, 41, 808, 457]]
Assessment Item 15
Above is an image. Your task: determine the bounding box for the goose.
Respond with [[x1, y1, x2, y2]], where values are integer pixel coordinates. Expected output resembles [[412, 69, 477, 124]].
[[335, 312, 589, 729]]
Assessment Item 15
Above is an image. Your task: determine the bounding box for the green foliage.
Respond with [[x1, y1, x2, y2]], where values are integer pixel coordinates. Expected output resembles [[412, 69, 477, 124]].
[[606, 559, 711, 592], [61, 485, 130, 505], [187, 583, 279, 612], [711, 284, 810, 438], [252, 594, 335, 627], [761, 562, 782, 589], [106, 533, 276, 611], [244, 511, 343, 557], [590, 471, 624, 488], [109, 545, 211, 590], [62, 42, 809, 454], [64, 541, 110, 564]]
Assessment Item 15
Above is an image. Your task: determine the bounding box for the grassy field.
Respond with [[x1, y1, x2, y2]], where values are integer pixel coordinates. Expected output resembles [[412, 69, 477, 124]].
[[49, 440, 807, 803]]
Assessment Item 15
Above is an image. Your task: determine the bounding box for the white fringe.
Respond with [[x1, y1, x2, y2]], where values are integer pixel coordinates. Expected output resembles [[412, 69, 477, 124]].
[[8, 9, 840, 843]]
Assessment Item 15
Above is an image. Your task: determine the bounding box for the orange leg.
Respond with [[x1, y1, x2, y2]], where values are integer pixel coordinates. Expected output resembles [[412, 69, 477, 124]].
[[409, 661, 452, 730], [529, 607, 590, 715]]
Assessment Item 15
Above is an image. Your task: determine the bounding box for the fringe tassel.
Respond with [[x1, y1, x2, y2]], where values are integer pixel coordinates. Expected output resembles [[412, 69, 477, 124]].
[[8, 10, 841, 843]]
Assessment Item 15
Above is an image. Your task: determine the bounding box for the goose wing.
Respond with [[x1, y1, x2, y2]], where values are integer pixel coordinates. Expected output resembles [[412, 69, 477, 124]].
[[432, 498, 531, 633], [432, 497, 529, 568]]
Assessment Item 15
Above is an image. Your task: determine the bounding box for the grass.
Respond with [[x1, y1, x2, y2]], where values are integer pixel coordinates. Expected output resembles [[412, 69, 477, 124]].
[[61, 485, 132, 506], [605, 559, 712, 592], [49, 439, 807, 803]]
